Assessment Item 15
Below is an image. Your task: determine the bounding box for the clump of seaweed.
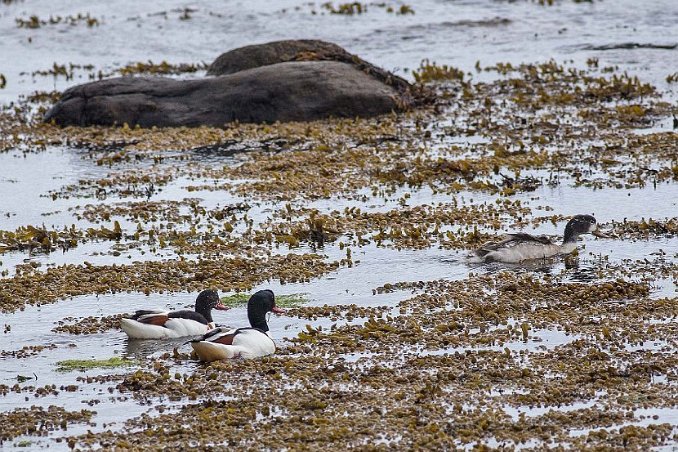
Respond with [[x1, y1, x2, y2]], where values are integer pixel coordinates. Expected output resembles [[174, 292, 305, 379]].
[[1, 344, 57, 359], [0, 406, 94, 443], [117, 60, 207, 76], [321, 2, 367, 15], [0, 253, 339, 313], [0, 222, 122, 255], [52, 314, 124, 335], [29, 63, 94, 80], [15, 13, 100, 29], [318, 2, 414, 15], [413, 59, 465, 84]]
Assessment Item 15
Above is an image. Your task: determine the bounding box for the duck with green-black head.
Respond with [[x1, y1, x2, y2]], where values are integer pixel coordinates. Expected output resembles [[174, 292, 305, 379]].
[[190, 289, 285, 361]]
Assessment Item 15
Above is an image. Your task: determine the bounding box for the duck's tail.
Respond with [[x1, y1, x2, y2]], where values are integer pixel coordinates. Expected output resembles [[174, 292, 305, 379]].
[[191, 341, 239, 361], [120, 318, 159, 339], [120, 318, 178, 339]]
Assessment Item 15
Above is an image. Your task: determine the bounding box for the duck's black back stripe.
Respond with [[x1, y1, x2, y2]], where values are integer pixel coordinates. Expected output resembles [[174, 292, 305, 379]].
[[168, 310, 209, 325], [131, 310, 163, 320], [233, 327, 267, 334]]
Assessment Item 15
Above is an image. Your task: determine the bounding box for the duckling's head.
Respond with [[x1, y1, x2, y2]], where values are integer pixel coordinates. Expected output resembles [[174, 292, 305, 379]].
[[247, 289, 285, 331], [195, 289, 229, 322], [563, 214, 598, 243]]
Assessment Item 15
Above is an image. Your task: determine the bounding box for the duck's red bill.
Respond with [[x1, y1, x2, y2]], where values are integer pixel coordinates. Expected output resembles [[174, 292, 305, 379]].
[[214, 302, 230, 311], [272, 306, 286, 314]]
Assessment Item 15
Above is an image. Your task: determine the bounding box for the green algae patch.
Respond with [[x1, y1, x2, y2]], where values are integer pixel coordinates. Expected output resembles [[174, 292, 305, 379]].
[[220, 293, 310, 308], [56, 357, 134, 372]]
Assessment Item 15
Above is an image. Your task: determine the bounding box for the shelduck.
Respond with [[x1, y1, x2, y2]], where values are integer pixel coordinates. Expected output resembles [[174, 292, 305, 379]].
[[190, 289, 285, 361], [120, 289, 229, 339], [471, 214, 608, 264]]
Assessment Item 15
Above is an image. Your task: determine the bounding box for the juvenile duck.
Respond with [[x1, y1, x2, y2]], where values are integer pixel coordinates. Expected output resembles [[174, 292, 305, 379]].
[[472, 214, 607, 263], [191, 289, 285, 361], [120, 289, 229, 339]]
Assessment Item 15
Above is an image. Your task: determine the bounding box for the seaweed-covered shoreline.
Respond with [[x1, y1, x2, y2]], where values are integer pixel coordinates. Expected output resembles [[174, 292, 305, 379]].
[[1, 0, 677, 449]]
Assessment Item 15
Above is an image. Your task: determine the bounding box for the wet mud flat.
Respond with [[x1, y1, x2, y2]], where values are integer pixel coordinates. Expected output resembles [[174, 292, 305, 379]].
[[1, 0, 678, 450]]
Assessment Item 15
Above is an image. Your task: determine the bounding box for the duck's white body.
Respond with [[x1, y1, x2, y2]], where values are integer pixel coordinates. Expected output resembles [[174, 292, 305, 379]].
[[191, 327, 276, 361], [472, 215, 603, 264], [471, 233, 578, 264], [121, 310, 214, 339], [476, 240, 576, 263]]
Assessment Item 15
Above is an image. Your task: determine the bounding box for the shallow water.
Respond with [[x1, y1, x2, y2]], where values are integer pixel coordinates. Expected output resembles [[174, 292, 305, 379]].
[[1, 0, 677, 449]]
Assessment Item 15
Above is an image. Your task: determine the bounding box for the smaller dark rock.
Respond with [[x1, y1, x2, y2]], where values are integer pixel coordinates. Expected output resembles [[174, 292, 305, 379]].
[[207, 39, 414, 97]]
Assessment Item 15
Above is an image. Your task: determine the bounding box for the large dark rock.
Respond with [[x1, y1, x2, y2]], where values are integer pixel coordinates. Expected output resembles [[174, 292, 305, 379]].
[[44, 61, 406, 128], [44, 40, 424, 128]]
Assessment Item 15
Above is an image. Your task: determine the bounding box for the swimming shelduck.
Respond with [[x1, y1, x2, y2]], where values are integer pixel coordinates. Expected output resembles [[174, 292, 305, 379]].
[[471, 214, 608, 263], [120, 289, 229, 339], [190, 289, 285, 361]]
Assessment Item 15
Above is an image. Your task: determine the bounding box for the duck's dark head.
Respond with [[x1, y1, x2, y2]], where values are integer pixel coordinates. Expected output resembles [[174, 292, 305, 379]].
[[563, 214, 598, 243], [247, 289, 285, 332], [195, 289, 229, 323]]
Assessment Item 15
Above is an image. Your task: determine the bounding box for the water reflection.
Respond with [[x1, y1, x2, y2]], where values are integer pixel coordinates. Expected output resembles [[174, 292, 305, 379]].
[[122, 337, 191, 360], [566, 265, 601, 283], [467, 259, 559, 275]]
